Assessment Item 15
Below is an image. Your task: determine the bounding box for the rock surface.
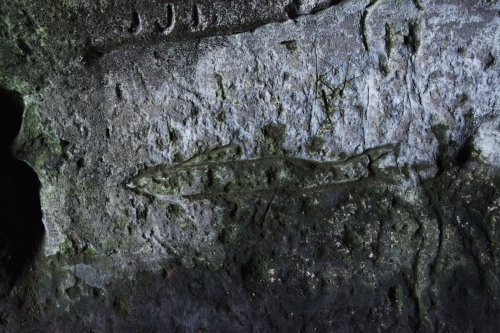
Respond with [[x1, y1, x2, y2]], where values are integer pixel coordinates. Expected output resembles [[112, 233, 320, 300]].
[[0, 0, 499, 331]]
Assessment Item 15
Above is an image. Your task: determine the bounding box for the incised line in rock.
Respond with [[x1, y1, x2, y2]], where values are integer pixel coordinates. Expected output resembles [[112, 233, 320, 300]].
[[315, 53, 363, 124], [361, 0, 423, 53], [87, 1, 345, 60]]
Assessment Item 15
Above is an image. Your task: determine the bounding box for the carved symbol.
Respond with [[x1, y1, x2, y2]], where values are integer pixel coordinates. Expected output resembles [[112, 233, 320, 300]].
[[128, 11, 142, 34], [192, 4, 200, 29], [361, 0, 423, 53], [315, 52, 363, 124], [156, 3, 176, 35], [125, 144, 396, 200]]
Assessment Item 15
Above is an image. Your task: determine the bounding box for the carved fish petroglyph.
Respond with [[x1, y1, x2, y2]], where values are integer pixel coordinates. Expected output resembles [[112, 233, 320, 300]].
[[126, 144, 397, 200]]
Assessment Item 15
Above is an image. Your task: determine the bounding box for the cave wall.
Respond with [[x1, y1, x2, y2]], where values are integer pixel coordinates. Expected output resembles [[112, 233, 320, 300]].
[[1, 0, 499, 331]]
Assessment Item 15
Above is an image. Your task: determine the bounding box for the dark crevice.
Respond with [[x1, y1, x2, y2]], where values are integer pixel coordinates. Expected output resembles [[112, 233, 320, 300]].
[[403, 269, 422, 331], [404, 20, 421, 54], [82, 42, 105, 66], [412, 0, 424, 11], [128, 11, 141, 34], [115, 83, 123, 101], [17, 39, 33, 56], [192, 4, 200, 28], [360, 0, 379, 52], [166, 4, 174, 30], [0, 88, 44, 297], [286, 0, 301, 19], [484, 52, 495, 69], [454, 137, 474, 168]]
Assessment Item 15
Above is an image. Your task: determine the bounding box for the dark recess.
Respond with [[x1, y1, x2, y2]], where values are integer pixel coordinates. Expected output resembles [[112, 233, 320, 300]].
[[0, 88, 44, 297], [286, 0, 301, 19], [454, 137, 474, 168], [82, 42, 105, 66], [192, 4, 200, 28], [128, 11, 141, 34]]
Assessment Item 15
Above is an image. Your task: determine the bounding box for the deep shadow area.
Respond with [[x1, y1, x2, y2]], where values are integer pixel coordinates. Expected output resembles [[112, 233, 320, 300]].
[[0, 88, 44, 297]]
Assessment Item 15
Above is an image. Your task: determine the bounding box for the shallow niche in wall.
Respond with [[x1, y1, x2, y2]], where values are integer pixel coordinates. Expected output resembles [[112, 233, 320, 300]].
[[0, 88, 44, 296]]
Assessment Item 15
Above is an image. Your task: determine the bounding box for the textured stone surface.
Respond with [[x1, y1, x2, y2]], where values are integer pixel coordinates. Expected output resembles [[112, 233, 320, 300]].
[[1, 0, 499, 331]]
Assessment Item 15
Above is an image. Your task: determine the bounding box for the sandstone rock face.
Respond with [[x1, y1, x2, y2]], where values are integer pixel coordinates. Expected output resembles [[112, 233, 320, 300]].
[[1, 0, 499, 331]]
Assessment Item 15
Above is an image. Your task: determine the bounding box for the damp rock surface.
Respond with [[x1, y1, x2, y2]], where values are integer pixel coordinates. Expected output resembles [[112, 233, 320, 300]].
[[1, 0, 500, 331]]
